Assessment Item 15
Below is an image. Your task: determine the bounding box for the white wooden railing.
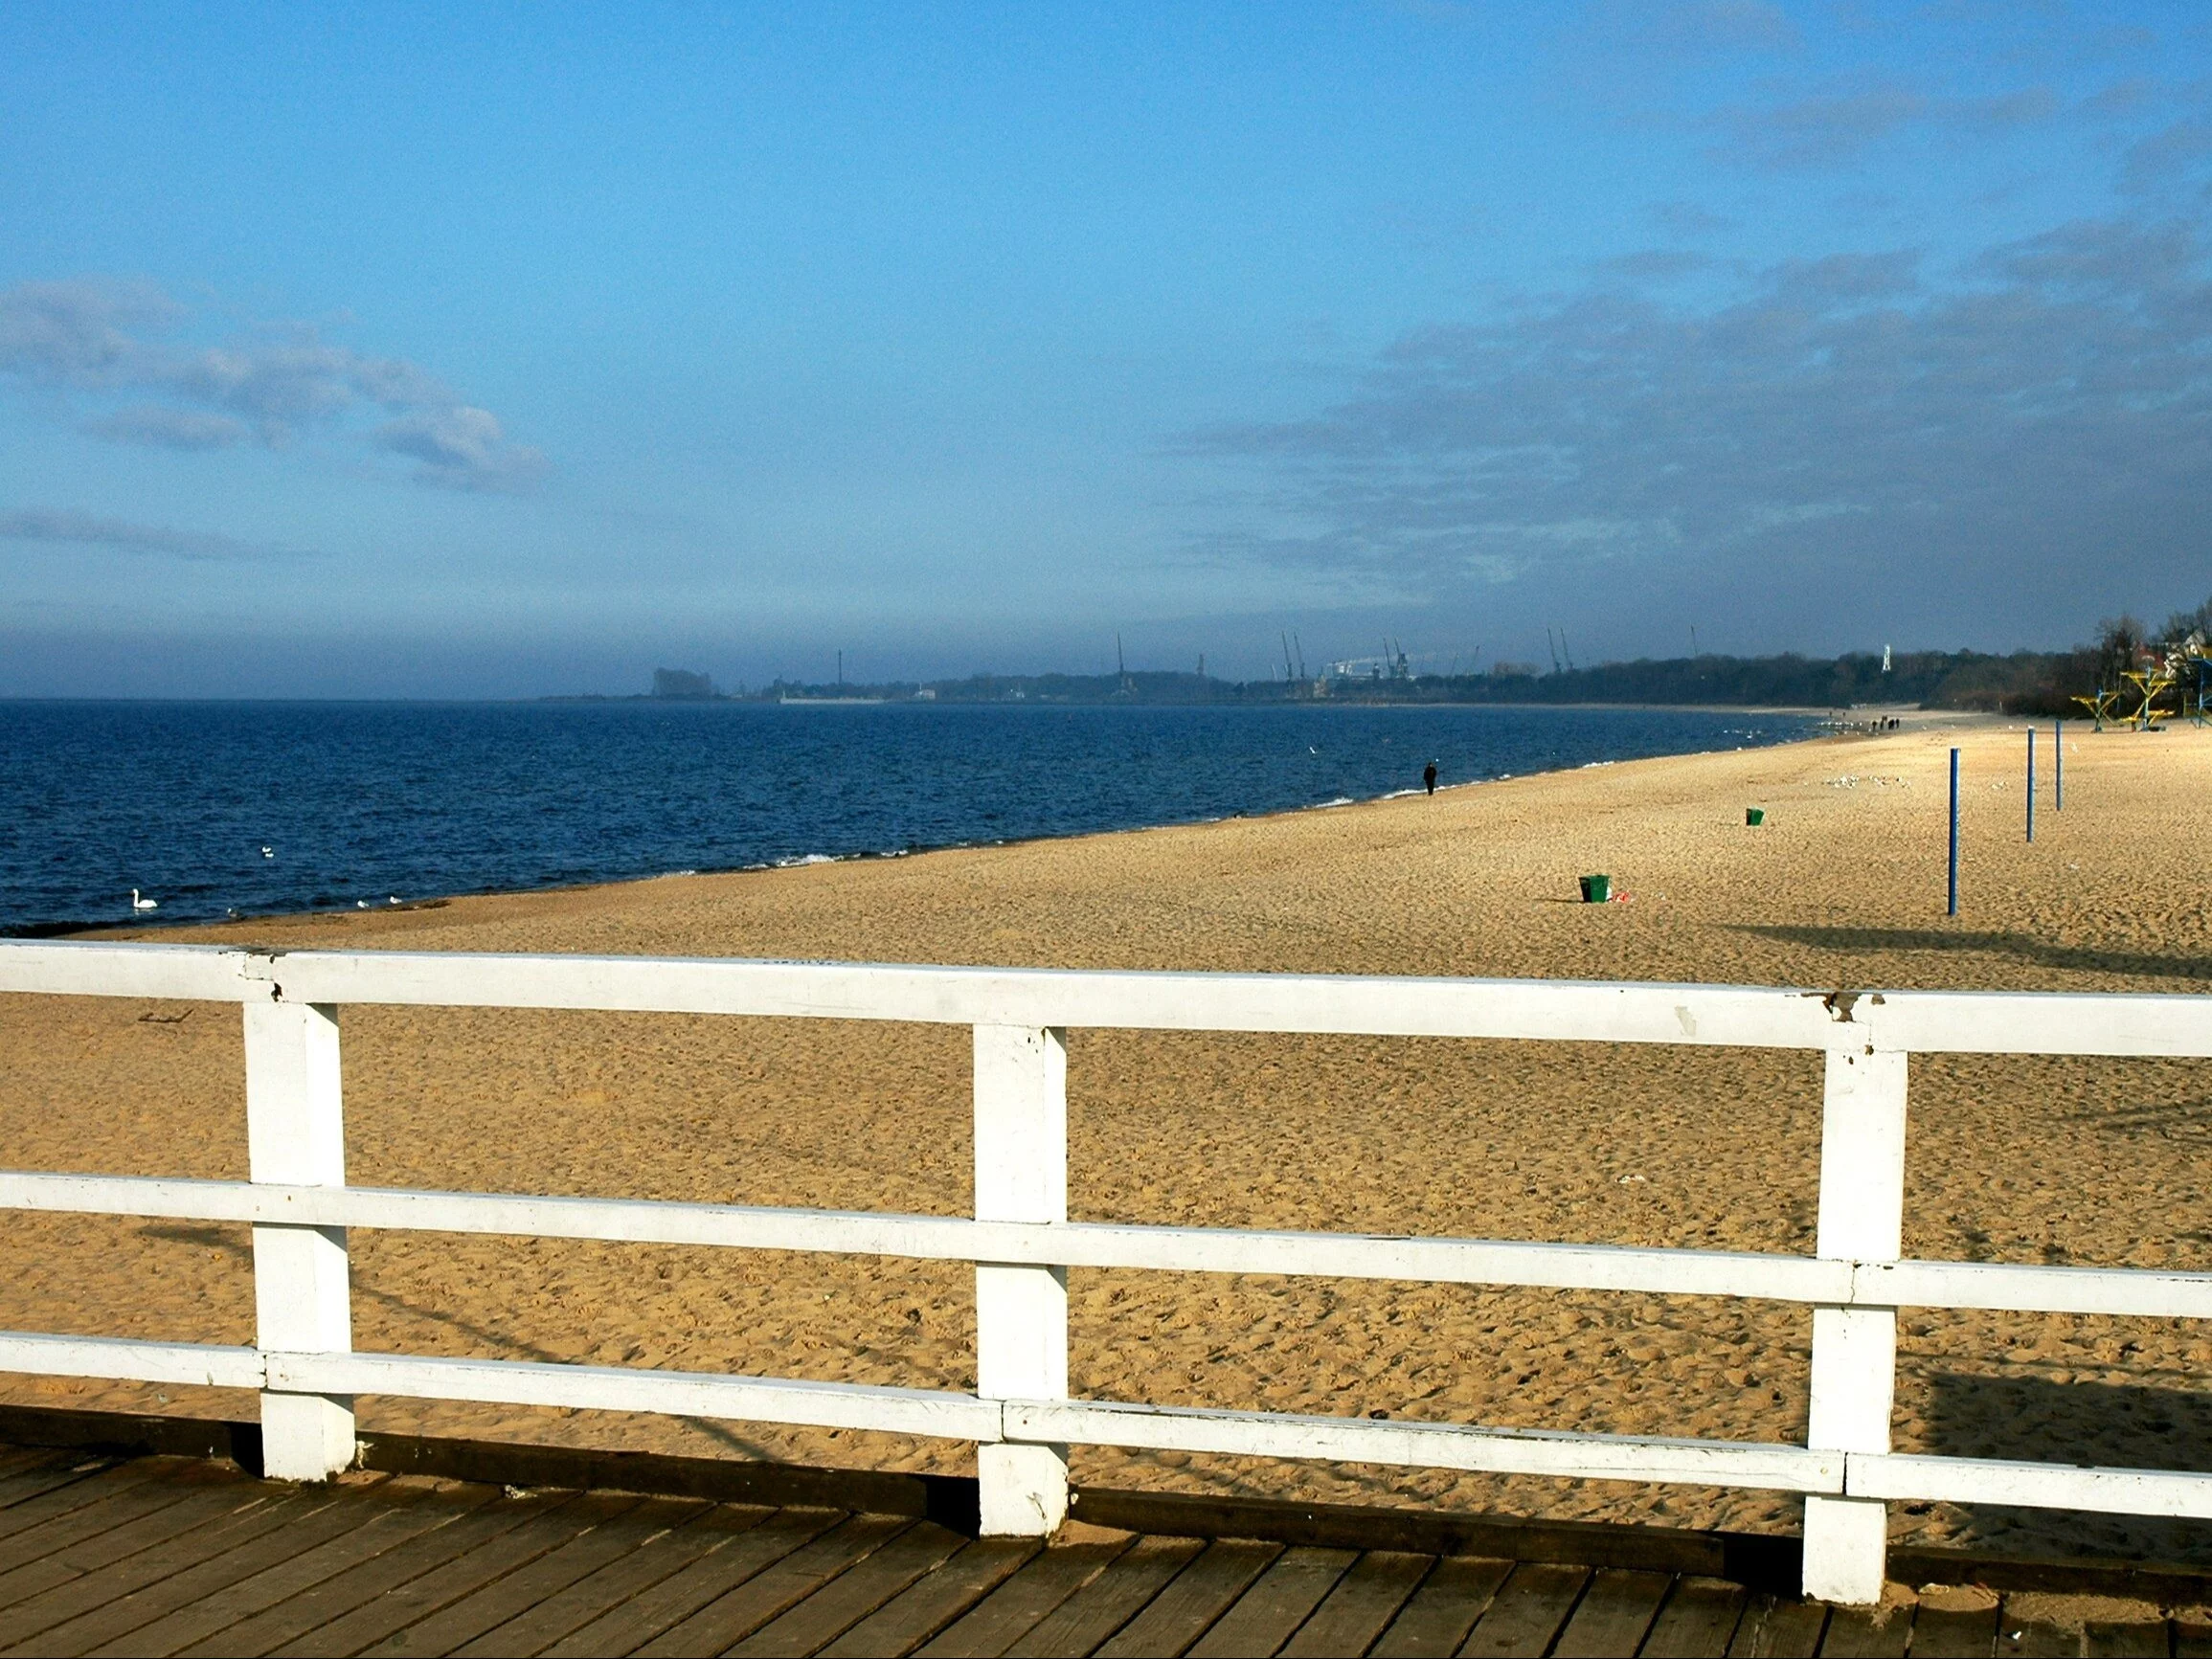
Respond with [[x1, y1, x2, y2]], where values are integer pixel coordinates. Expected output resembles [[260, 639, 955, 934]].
[[2, 941, 2211, 1603]]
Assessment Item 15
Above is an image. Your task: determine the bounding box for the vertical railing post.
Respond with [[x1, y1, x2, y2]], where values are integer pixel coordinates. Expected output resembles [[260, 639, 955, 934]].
[[973, 1023, 1070, 1535], [243, 998, 355, 1480], [1946, 748, 1959, 917], [1802, 1042, 1907, 1604]]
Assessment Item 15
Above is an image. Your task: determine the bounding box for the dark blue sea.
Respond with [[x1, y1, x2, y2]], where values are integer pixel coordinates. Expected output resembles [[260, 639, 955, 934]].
[[0, 701, 1819, 935]]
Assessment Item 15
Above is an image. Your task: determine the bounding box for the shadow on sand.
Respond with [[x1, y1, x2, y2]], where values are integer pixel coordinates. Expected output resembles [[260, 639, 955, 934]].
[[1914, 1370, 2212, 1560], [1733, 924, 2212, 983]]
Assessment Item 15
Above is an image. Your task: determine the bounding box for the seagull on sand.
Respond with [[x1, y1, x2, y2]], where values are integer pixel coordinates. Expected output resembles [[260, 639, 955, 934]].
[[130, 889, 157, 912]]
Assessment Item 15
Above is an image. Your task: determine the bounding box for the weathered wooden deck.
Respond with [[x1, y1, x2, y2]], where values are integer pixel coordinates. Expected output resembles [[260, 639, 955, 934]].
[[0, 1444, 2197, 1658]]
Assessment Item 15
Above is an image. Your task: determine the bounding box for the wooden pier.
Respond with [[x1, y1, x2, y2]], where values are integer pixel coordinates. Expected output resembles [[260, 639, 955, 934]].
[[0, 1435, 2201, 1657]]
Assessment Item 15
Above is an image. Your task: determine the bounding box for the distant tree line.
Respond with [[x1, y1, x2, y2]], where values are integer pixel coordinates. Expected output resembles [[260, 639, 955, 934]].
[[615, 596, 2212, 713]]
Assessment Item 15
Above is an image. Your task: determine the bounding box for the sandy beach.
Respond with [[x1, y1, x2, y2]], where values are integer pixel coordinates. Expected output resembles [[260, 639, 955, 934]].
[[4, 711, 2211, 1564]]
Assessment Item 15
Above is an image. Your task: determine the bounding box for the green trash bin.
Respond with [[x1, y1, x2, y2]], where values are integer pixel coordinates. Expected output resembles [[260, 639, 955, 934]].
[[1578, 873, 1611, 904], [1746, 807, 1765, 826]]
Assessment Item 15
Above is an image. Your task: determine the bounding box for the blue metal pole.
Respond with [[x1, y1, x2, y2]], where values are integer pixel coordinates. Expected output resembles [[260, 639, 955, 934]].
[[1948, 748, 1960, 916], [2054, 720, 2063, 811], [2026, 728, 2036, 843]]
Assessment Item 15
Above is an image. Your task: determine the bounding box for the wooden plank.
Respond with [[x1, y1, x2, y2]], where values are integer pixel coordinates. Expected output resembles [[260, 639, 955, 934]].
[[0, 1459, 189, 1549], [1550, 1567, 1671, 1657], [1907, 1602, 2001, 1657], [346, 1494, 697, 1657], [1638, 1576, 1748, 1658], [2082, 1621, 2170, 1657], [445, 1499, 744, 1657], [0, 1466, 232, 1604], [914, 1538, 1135, 1658], [0, 1481, 322, 1647], [819, 1538, 1040, 1657], [104, 1478, 473, 1656], [9, 1484, 376, 1655], [0, 1476, 257, 1614], [0, 1454, 112, 1514], [1187, 1546, 1355, 1657], [1002, 1536, 1208, 1658], [540, 1508, 841, 1659], [1457, 1561, 1591, 1657], [633, 1513, 914, 1657], [1280, 1551, 1433, 1657], [1725, 1592, 1827, 1657], [74, 1486, 506, 1659], [1817, 1601, 1912, 1656], [1094, 1539, 1282, 1659], [279, 1491, 608, 1659], [1368, 1556, 1512, 1657], [726, 1520, 971, 1655]]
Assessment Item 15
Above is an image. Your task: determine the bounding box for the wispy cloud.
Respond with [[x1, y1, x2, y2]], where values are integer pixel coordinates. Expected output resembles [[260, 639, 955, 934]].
[[1708, 82, 2062, 169], [1596, 249, 1715, 281], [1648, 200, 1732, 237], [375, 406, 549, 492], [79, 405, 250, 450], [2120, 120, 2212, 194], [1178, 216, 2212, 617], [0, 278, 546, 492], [0, 507, 292, 561]]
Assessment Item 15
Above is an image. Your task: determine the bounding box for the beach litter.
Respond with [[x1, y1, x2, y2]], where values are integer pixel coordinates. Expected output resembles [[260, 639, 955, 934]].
[[1746, 807, 1765, 825], [1578, 873, 1612, 903]]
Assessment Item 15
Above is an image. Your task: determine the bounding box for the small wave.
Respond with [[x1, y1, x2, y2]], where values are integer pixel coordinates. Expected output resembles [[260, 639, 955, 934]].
[[776, 853, 841, 867], [1317, 796, 1356, 808]]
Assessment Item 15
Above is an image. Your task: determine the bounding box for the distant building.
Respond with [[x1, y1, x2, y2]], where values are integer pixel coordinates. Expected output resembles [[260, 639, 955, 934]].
[[651, 668, 717, 699]]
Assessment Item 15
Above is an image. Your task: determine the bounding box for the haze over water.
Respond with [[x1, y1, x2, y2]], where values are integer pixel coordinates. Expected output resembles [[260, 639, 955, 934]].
[[0, 701, 1817, 936]]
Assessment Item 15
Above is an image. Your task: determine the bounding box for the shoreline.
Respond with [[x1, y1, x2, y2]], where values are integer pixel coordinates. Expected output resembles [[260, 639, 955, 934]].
[[52, 712, 2008, 945]]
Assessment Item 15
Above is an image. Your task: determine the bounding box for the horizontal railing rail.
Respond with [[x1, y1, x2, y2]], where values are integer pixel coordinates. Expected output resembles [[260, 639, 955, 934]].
[[2, 938, 2209, 1603]]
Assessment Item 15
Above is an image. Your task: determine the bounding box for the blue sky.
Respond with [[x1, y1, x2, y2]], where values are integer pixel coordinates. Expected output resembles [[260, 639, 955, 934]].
[[2, 1, 2208, 695]]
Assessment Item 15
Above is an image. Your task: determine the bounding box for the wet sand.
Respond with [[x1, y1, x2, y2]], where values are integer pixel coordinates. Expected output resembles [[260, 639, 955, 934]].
[[4, 711, 2211, 1562]]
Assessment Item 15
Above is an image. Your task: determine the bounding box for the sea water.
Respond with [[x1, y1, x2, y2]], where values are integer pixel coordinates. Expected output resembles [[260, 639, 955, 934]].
[[0, 700, 1818, 935]]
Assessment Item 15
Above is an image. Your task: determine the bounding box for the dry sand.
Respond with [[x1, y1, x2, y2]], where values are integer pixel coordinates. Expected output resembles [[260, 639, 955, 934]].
[[5, 710, 2212, 1563]]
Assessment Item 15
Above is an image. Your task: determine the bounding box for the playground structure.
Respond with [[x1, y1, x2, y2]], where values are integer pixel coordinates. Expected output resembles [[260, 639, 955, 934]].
[[2121, 664, 2175, 729], [2073, 632, 2210, 731], [2069, 686, 2121, 730]]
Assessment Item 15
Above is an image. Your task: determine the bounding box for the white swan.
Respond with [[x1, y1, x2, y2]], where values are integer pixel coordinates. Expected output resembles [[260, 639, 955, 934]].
[[130, 889, 158, 912]]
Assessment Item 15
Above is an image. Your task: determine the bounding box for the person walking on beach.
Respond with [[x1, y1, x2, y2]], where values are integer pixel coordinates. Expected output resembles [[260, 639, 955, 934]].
[[1423, 760, 1438, 796]]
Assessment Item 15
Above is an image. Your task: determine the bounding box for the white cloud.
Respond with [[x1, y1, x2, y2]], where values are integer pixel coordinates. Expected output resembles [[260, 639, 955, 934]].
[[375, 406, 548, 493], [0, 278, 546, 491]]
